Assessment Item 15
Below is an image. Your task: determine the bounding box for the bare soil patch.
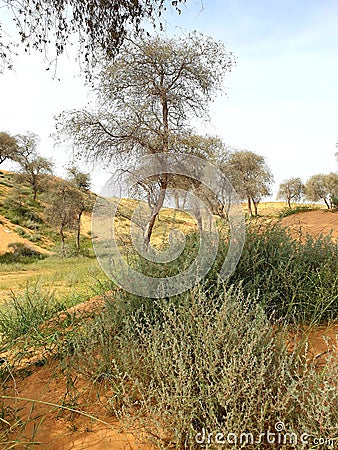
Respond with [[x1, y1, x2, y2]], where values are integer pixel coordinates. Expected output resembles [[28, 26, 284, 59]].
[[0, 215, 52, 255], [280, 210, 338, 240], [4, 362, 152, 449]]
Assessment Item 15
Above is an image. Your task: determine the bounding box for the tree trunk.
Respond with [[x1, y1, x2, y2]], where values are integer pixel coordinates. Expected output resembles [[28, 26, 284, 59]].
[[143, 178, 167, 246], [247, 195, 253, 217], [142, 79, 170, 247], [76, 209, 84, 250], [252, 199, 258, 216], [174, 191, 180, 209], [287, 198, 291, 208], [142, 77, 169, 247], [60, 226, 65, 256], [324, 197, 330, 209], [32, 174, 38, 201]]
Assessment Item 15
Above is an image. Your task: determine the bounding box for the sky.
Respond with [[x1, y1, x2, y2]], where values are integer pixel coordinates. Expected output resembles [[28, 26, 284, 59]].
[[0, 0, 338, 197]]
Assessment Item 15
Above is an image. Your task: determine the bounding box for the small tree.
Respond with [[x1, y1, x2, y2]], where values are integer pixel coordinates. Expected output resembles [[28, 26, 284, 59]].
[[225, 150, 273, 216], [305, 173, 338, 209], [45, 180, 83, 255], [16, 156, 54, 201], [66, 166, 94, 250], [0, 132, 19, 165], [277, 177, 304, 208], [14, 133, 54, 201]]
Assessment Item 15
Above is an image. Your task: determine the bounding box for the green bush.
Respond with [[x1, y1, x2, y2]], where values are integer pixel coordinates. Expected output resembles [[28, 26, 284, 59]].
[[126, 223, 338, 324], [15, 227, 26, 236], [65, 287, 338, 449], [228, 222, 338, 324], [278, 204, 320, 218], [0, 242, 46, 264], [28, 233, 42, 243]]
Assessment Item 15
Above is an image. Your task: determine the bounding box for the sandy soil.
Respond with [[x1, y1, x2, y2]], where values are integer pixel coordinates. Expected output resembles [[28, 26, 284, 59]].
[[0, 215, 52, 255], [280, 209, 338, 240], [4, 362, 152, 450]]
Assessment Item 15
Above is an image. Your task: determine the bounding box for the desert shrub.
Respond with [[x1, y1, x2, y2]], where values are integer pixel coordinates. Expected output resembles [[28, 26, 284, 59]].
[[126, 222, 337, 324], [0, 286, 68, 341], [0, 242, 46, 264], [228, 222, 338, 324], [64, 287, 338, 449], [15, 227, 26, 236], [20, 219, 42, 230], [278, 204, 320, 218], [27, 233, 42, 243]]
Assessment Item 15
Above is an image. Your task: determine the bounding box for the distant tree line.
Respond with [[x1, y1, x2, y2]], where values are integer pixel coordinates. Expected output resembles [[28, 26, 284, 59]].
[[277, 170, 338, 210]]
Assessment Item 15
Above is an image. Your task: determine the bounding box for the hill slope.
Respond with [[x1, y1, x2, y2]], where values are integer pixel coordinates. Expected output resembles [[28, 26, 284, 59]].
[[0, 170, 93, 256]]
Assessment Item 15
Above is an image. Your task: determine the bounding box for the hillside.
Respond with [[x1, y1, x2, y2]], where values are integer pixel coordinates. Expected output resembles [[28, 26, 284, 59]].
[[1, 168, 336, 258], [0, 170, 93, 257]]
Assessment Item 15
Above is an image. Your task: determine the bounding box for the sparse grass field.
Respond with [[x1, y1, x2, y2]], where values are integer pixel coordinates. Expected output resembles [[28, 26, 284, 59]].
[[0, 256, 107, 303]]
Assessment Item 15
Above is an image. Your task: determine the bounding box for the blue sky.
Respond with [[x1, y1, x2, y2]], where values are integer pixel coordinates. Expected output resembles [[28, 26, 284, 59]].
[[0, 0, 337, 196]]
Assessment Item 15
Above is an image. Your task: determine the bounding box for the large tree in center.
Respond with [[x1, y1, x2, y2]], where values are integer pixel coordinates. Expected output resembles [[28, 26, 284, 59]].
[[57, 32, 235, 244]]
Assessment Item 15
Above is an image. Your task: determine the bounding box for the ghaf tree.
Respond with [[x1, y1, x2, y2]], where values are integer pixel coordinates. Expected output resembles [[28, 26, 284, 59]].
[[57, 32, 236, 245]]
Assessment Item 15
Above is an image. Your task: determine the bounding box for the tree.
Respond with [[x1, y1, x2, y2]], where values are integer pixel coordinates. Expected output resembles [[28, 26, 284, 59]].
[[15, 133, 54, 200], [225, 150, 273, 217], [67, 165, 91, 191], [57, 32, 235, 245], [45, 180, 82, 255], [305, 173, 338, 209], [0, 0, 187, 73], [277, 177, 304, 208], [66, 165, 94, 250], [0, 132, 19, 164]]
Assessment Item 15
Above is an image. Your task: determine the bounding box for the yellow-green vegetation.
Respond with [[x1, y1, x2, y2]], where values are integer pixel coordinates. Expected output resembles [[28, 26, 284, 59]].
[[0, 256, 107, 303]]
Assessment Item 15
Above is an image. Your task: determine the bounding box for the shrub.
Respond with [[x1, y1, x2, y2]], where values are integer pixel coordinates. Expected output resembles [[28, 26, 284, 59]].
[[278, 204, 320, 218], [0, 242, 46, 264], [126, 223, 338, 324], [64, 287, 338, 449], [228, 222, 338, 324], [15, 227, 26, 236]]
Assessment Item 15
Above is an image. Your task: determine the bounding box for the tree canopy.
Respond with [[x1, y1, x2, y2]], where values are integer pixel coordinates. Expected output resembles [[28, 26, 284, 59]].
[[14, 133, 54, 200], [57, 32, 236, 244], [305, 173, 338, 209], [0, 0, 187, 73], [277, 177, 304, 208], [225, 150, 273, 216], [0, 131, 19, 164]]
